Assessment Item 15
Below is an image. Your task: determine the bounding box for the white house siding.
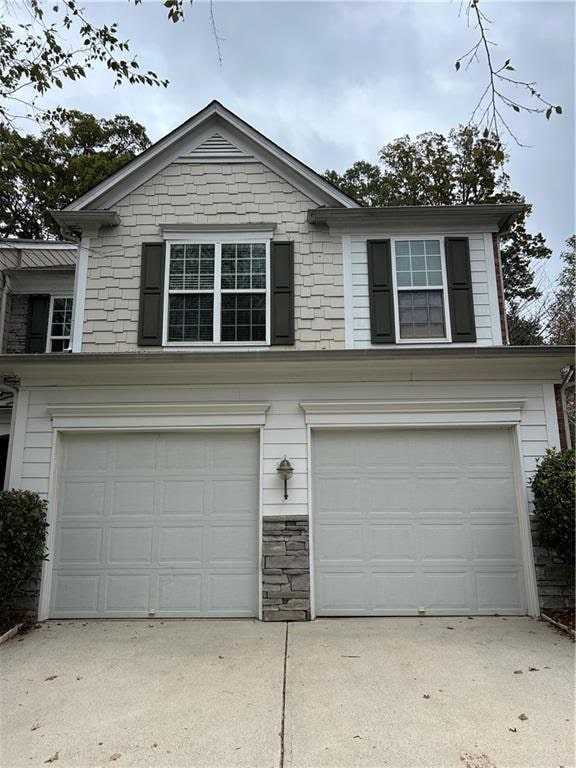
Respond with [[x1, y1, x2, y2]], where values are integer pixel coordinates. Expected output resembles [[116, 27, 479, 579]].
[[81, 162, 344, 352], [347, 232, 501, 348], [18, 378, 559, 518]]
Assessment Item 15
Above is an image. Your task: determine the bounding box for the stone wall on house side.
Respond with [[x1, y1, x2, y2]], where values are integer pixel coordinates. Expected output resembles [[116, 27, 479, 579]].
[[81, 162, 345, 352], [3, 294, 29, 354], [262, 516, 310, 621], [531, 519, 575, 611]]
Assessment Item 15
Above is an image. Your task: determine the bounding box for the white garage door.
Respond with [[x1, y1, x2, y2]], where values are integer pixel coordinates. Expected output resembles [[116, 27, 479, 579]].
[[313, 428, 527, 616], [50, 431, 259, 618]]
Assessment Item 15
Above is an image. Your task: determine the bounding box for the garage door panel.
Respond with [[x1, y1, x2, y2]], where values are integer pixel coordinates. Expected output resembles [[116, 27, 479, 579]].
[[315, 477, 360, 514], [161, 434, 206, 471], [158, 574, 202, 613], [113, 435, 157, 470], [161, 481, 205, 514], [413, 479, 464, 513], [104, 574, 151, 612], [208, 573, 258, 614], [317, 571, 366, 612], [476, 572, 524, 610], [62, 435, 108, 472], [60, 481, 106, 517], [111, 480, 155, 515], [51, 431, 259, 618], [212, 478, 256, 512], [316, 524, 363, 562], [369, 524, 415, 561], [52, 574, 100, 613], [422, 571, 470, 610], [366, 478, 411, 512], [158, 526, 203, 564], [56, 527, 103, 565], [419, 524, 468, 562], [472, 524, 520, 561], [314, 428, 527, 616], [208, 525, 257, 564], [108, 527, 153, 564], [372, 572, 419, 609]]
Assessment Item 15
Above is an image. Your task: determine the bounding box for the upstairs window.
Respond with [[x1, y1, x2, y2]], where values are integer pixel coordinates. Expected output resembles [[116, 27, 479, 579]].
[[47, 296, 73, 352], [393, 239, 449, 341], [165, 239, 269, 345]]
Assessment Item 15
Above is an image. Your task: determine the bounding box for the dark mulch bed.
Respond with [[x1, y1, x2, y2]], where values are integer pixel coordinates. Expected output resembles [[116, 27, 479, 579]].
[[542, 607, 575, 636], [0, 611, 34, 638]]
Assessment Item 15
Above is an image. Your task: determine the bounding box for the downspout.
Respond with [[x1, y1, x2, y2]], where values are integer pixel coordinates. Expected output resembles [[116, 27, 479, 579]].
[[0, 273, 11, 353]]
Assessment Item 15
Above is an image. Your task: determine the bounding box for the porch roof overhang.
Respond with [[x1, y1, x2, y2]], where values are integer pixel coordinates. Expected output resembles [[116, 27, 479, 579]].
[[307, 204, 525, 233], [0, 346, 571, 388]]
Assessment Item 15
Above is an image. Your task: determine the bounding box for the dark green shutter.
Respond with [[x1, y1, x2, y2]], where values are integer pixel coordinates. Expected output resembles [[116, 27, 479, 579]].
[[367, 240, 395, 344], [138, 242, 165, 346], [26, 295, 50, 352], [444, 237, 477, 342], [270, 241, 294, 345]]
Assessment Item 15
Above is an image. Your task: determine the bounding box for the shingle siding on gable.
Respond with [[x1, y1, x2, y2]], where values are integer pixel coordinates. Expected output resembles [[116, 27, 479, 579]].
[[349, 232, 500, 347], [81, 162, 344, 351]]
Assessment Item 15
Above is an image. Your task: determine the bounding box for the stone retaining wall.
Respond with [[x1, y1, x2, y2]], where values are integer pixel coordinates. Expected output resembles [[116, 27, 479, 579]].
[[531, 519, 575, 611], [262, 516, 310, 621]]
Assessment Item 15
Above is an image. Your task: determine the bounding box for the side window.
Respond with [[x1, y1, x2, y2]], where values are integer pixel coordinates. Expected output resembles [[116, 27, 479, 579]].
[[393, 239, 449, 341], [47, 296, 73, 352]]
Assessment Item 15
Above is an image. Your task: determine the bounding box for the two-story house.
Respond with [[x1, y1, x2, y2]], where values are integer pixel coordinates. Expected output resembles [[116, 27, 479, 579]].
[[0, 101, 570, 623]]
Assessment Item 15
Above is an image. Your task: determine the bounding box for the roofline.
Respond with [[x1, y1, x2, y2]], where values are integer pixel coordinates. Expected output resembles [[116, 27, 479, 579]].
[[4, 266, 75, 275], [49, 210, 121, 229], [0, 239, 77, 250], [308, 204, 525, 232], [62, 100, 360, 212], [0, 345, 571, 372]]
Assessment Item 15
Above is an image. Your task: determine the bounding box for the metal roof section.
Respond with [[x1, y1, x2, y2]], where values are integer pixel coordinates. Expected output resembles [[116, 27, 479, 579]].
[[0, 239, 77, 269]]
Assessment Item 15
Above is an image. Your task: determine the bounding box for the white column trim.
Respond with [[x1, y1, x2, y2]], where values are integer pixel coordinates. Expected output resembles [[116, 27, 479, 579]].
[[6, 389, 29, 489], [484, 232, 503, 345], [342, 234, 354, 349], [543, 383, 561, 449], [71, 230, 93, 353]]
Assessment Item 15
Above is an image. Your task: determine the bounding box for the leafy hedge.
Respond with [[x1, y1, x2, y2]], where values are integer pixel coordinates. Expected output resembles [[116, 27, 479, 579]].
[[530, 448, 575, 564], [0, 490, 49, 609]]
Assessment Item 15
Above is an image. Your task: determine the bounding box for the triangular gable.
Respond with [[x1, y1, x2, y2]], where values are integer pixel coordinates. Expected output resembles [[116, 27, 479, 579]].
[[65, 101, 359, 211]]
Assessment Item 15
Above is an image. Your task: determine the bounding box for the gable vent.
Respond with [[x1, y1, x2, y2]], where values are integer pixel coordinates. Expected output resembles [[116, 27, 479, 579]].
[[178, 133, 254, 163]]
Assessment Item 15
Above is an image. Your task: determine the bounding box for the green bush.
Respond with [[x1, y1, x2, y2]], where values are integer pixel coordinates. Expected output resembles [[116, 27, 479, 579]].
[[0, 490, 49, 608], [530, 448, 575, 564]]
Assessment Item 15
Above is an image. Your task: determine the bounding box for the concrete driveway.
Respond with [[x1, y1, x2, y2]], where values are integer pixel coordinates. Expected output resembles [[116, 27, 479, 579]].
[[0, 618, 573, 768]]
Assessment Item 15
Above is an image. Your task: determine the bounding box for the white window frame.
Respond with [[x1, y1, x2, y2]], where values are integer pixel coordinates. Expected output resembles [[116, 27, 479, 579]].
[[46, 295, 73, 353], [162, 234, 271, 347], [391, 236, 452, 344]]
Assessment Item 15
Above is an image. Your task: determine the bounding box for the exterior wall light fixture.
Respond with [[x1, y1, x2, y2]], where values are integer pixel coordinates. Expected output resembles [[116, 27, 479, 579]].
[[277, 457, 294, 500]]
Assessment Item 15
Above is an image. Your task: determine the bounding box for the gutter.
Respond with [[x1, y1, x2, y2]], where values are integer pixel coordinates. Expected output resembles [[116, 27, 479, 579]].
[[0, 345, 572, 371]]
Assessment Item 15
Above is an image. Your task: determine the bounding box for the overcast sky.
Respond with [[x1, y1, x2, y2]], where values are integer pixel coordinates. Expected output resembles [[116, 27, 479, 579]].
[[22, 0, 575, 282]]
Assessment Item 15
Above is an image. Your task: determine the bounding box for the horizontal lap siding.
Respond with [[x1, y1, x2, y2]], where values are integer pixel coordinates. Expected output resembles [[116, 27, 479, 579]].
[[82, 163, 345, 352], [20, 380, 557, 515], [350, 233, 498, 347]]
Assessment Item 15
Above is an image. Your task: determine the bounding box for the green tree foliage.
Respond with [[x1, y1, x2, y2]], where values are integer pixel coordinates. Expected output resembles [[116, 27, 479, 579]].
[[0, 110, 150, 238], [530, 448, 575, 564], [0, 490, 49, 609], [547, 236, 575, 346], [324, 126, 551, 307]]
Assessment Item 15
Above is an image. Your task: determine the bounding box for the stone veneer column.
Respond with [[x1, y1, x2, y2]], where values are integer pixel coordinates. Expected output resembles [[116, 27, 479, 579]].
[[262, 516, 310, 621]]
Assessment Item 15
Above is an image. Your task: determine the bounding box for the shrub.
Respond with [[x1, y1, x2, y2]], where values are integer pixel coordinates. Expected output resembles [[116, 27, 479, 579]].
[[0, 490, 49, 609], [530, 448, 575, 564]]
